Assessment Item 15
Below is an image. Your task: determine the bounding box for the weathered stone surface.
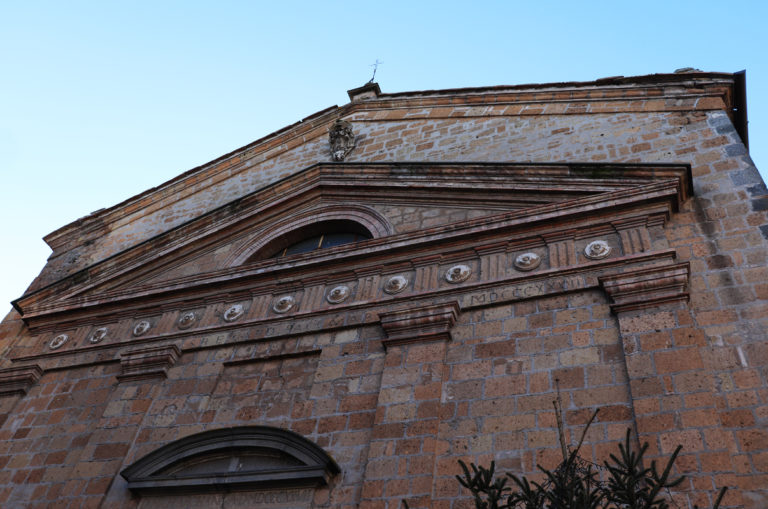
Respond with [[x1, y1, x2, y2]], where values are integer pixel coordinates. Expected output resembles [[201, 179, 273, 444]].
[[1, 72, 766, 509]]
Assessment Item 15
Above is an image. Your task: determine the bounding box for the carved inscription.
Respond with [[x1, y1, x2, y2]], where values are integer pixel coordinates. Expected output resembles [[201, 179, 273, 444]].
[[461, 274, 587, 308], [241, 488, 313, 504]]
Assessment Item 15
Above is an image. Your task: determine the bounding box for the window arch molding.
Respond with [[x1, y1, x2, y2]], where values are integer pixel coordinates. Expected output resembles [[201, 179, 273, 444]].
[[120, 426, 340, 495], [227, 204, 393, 266]]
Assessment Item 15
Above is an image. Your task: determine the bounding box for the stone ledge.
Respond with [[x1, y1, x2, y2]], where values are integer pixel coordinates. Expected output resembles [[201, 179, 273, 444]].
[[117, 344, 180, 382], [0, 365, 43, 397], [379, 301, 460, 348], [600, 262, 690, 313]]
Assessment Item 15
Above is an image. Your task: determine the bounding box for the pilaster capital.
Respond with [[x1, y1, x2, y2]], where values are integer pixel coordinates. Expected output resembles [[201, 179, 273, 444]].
[[117, 344, 181, 382], [600, 262, 689, 314], [0, 365, 43, 397], [379, 301, 460, 348]]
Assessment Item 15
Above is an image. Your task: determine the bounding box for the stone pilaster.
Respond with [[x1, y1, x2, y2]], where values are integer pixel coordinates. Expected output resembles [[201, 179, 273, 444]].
[[601, 262, 736, 507], [361, 302, 459, 509]]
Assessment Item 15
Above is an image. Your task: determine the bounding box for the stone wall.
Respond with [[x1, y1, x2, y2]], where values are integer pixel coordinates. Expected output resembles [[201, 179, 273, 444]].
[[1, 73, 766, 508]]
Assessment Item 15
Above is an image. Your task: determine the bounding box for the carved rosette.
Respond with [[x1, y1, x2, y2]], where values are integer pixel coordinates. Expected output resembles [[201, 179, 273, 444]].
[[326, 285, 350, 304], [383, 275, 408, 294], [514, 252, 541, 272], [223, 304, 245, 322], [49, 334, 68, 350], [445, 264, 471, 284], [133, 320, 151, 337], [88, 327, 108, 344], [584, 240, 611, 260], [273, 295, 295, 314], [177, 312, 197, 330], [329, 119, 355, 161]]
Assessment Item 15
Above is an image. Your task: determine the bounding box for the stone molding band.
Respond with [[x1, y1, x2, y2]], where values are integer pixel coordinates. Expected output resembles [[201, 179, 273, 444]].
[[600, 262, 690, 313], [379, 301, 460, 348]]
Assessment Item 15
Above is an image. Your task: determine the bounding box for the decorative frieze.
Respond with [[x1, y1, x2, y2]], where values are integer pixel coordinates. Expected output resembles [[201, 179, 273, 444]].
[[612, 217, 652, 254], [326, 285, 350, 304], [544, 232, 576, 267], [445, 264, 471, 284], [223, 304, 245, 322], [0, 365, 43, 397], [177, 311, 197, 330], [88, 327, 108, 344], [273, 295, 296, 314], [513, 252, 541, 272], [383, 275, 408, 295], [117, 345, 181, 382], [133, 320, 151, 337], [584, 240, 612, 260], [49, 334, 69, 350]]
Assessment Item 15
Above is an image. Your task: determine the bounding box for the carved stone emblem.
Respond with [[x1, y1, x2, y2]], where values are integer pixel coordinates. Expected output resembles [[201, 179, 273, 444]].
[[383, 275, 408, 294], [514, 252, 541, 272], [329, 119, 355, 161], [584, 240, 612, 260], [445, 264, 471, 284], [223, 304, 245, 322], [273, 295, 295, 314], [177, 312, 197, 330], [88, 327, 108, 344], [326, 285, 350, 304], [133, 320, 151, 337], [49, 334, 69, 350]]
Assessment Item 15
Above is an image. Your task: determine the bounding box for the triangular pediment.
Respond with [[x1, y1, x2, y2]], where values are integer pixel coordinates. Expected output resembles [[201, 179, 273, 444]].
[[14, 162, 691, 325]]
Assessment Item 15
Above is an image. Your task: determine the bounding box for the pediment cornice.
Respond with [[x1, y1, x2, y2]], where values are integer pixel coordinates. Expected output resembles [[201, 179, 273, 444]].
[[40, 73, 730, 262], [15, 161, 690, 329]]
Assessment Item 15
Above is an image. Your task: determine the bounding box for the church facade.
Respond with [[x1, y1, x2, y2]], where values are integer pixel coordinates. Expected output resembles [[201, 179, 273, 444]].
[[0, 72, 766, 508]]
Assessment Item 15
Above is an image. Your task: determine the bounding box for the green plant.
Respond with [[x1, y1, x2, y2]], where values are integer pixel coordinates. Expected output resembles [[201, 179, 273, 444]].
[[402, 408, 727, 509]]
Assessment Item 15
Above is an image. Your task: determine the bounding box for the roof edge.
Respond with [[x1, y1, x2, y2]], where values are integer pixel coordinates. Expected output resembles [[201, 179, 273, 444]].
[[42, 71, 739, 252]]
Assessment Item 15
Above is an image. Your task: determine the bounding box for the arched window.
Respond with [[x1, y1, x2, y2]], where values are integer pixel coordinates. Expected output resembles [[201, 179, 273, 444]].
[[121, 426, 339, 495], [225, 205, 393, 266], [254, 219, 373, 261]]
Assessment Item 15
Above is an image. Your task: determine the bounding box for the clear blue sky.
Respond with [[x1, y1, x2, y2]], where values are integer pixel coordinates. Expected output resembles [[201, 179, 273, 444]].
[[1, 1, 767, 314]]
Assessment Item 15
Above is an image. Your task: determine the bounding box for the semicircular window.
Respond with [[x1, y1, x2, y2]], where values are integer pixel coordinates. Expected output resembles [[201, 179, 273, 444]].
[[120, 426, 339, 495], [254, 219, 373, 261]]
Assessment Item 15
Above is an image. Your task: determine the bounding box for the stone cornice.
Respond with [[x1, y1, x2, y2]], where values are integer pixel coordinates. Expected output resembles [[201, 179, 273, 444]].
[[9, 250, 678, 371], [16, 163, 689, 322], [39, 72, 728, 268], [116, 344, 180, 382], [599, 262, 690, 313], [0, 365, 43, 397], [380, 302, 460, 348]]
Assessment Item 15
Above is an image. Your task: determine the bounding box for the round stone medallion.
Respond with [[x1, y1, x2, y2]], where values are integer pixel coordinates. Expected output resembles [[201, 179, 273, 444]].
[[383, 275, 408, 294], [272, 295, 295, 314], [445, 264, 471, 284], [88, 327, 108, 344], [177, 312, 197, 330], [223, 304, 245, 322], [584, 240, 611, 260], [133, 320, 151, 337], [326, 285, 350, 304], [514, 252, 541, 272], [49, 334, 69, 350]]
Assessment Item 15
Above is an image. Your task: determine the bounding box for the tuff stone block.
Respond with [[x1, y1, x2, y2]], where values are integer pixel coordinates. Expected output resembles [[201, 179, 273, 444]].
[[2, 72, 767, 508]]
